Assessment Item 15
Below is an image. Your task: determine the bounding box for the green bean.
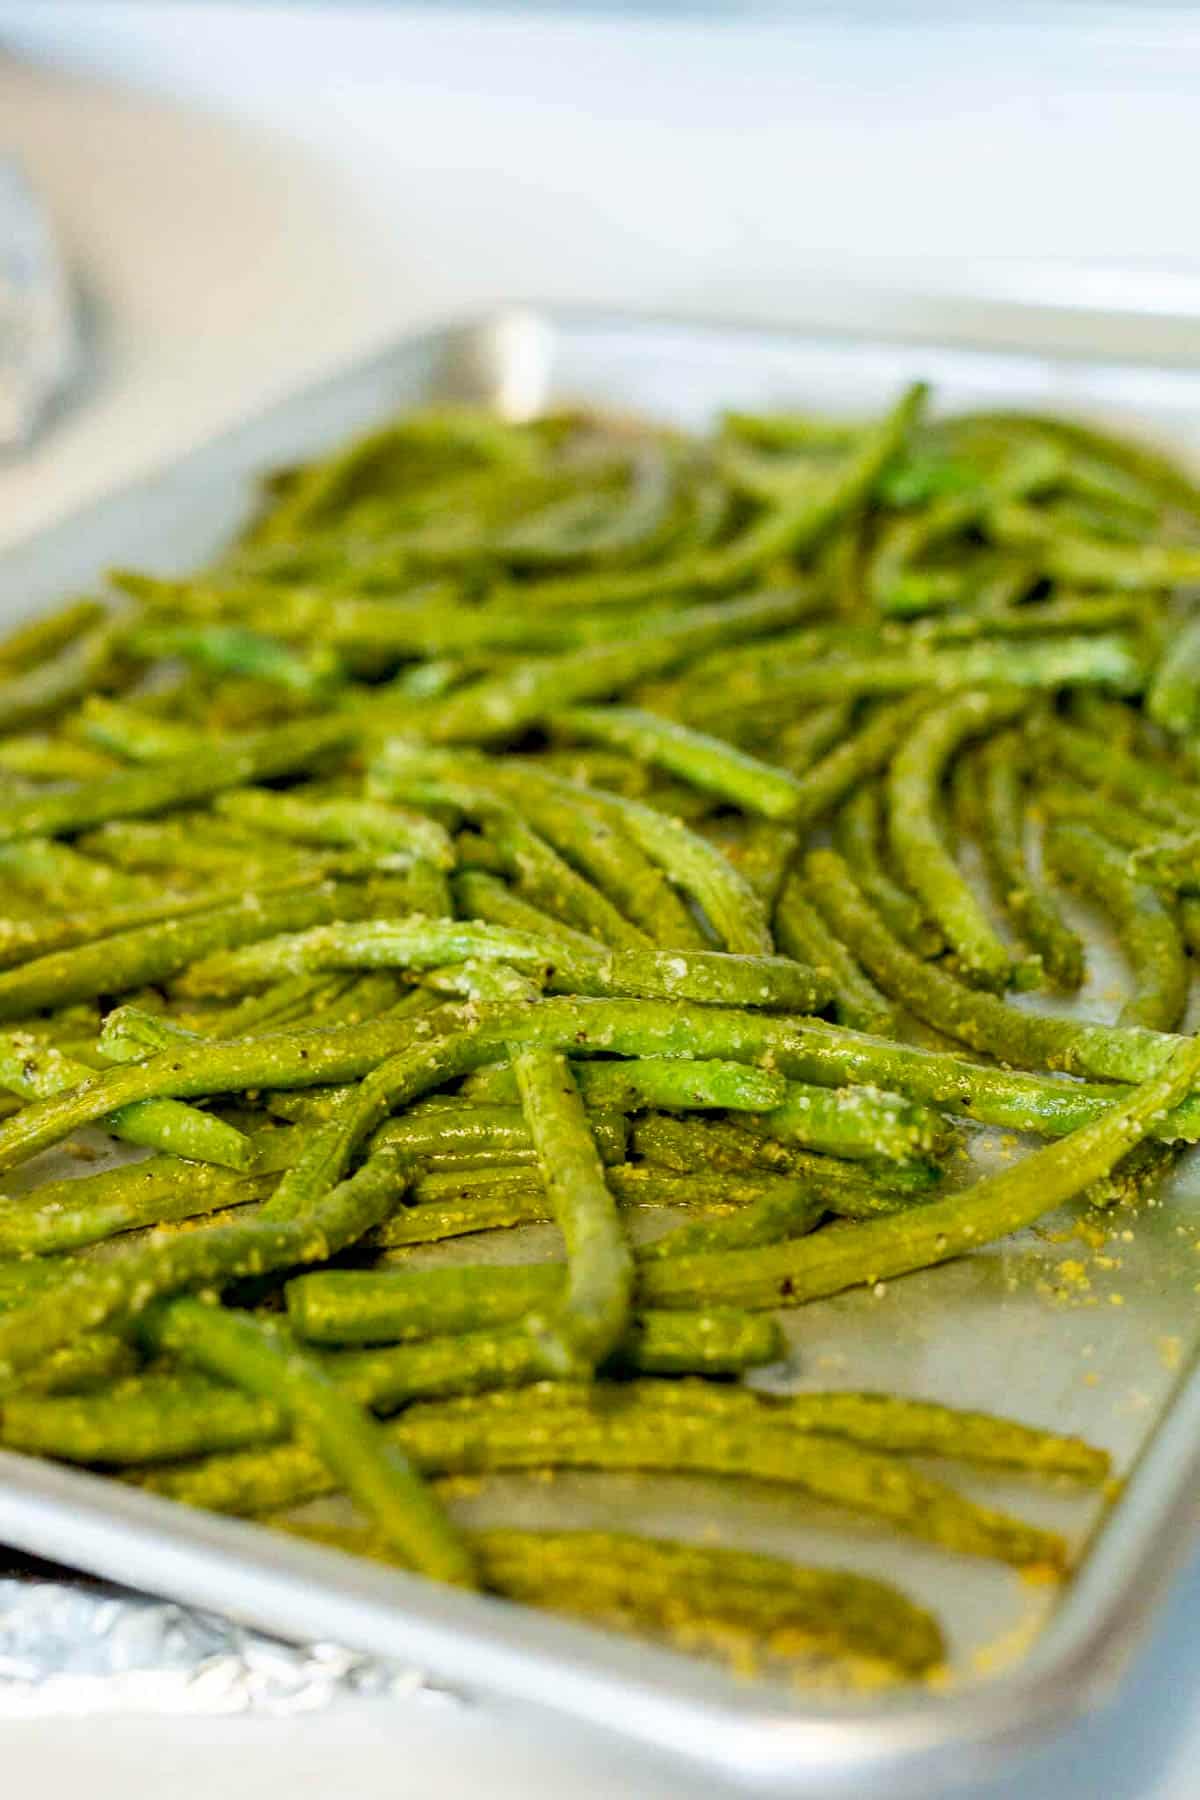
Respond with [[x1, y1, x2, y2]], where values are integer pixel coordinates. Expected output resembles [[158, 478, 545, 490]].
[[635, 1025, 1200, 1311], [805, 848, 1182, 1082], [772, 701, 855, 774], [377, 749, 700, 949], [373, 1103, 628, 1170], [284, 970, 406, 1032], [15, 1333, 137, 1397], [374, 1158, 811, 1244], [1148, 613, 1200, 739], [868, 440, 1061, 615], [691, 634, 1143, 713], [0, 1254, 73, 1312], [73, 696, 207, 763], [0, 1033, 252, 1170], [603, 1379, 1109, 1479], [1064, 691, 1148, 752], [0, 736, 118, 782], [721, 409, 859, 450], [460, 1055, 787, 1113], [321, 1281, 786, 1376], [0, 879, 379, 1018], [887, 689, 1028, 986], [0, 1155, 278, 1257], [421, 587, 819, 744], [0, 622, 118, 735], [834, 784, 942, 956], [698, 817, 799, 915], [182, 919, 829, 1013], [77, 817, 309, 876], [959, 410, 1200, 522], [177, 973, 354, 1040], [417, 958, 543, 1006], [176, 917, 559, 998], [638, 1180, 825, 1262], [0, 1142, 410, 1387], [470, 1526, 944, 1675], [3, 1304, 780, 1466], [126, 622, 341, 697], [557, 705, 806, 820], [367, 1158, 819, 1249], [746, 1079, 949, 1165], [452, 870, 607, 955], [382, 768, 653, 952], [253, 589, 679, 656], [1032, 783, 1160, 854], [138, 1386, 1064, 1569], [586, 947, 826, 1010], [552, 781, 773, 954], [482, 802, 652, 950], [773, 872, 897, 1035], [607, 1307, 785, 1375], [407, 1159, 738, 1211], [0, 1006, 467, 1174], [143, 1297, 475, 1585], [1128, 833, 1200, 892], [0, 983, 1189, 1197], [929, 592, 1142, 642], [989, 500, 1200, 590], [1031, 721, 1200, 830], [377, 744, 762, 953], [285, 1267, 778, 1360], [781, 695, 932, 830], [468, 763, 707, 950], [976, 734, 1085, 989], [1044, 820, 1188, 1031], [510, 1047, 633, 1370], [696, 382, 926, 584], [214, 790, 454, 868], [0, 838, 154, 908], [626, 1117, 938, 1211], [274, 1514, 944, 1676], [0, 715, 352, 844], [1083, 1137, 1183, 1212], [0, 600, 107, 673], [367, 1175, 552, 1244]]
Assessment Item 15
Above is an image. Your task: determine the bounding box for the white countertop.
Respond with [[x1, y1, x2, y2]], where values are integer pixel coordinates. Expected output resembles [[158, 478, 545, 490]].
[[1, 6, 1200, 1794]]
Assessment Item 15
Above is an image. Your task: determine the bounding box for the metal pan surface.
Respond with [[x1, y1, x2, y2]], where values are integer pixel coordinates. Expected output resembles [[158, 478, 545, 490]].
[[1, 308, 1200, 1794]]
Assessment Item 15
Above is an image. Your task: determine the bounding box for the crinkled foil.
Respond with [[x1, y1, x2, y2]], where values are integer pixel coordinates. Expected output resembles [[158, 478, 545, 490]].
[[0, 1571, 438, 1718]]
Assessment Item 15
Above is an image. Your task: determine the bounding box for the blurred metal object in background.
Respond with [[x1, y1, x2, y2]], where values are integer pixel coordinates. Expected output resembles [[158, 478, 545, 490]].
[[0, 157, 79, 452]]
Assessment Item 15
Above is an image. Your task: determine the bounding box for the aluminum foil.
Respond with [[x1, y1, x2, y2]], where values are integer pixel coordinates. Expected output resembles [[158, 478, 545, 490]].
[[0, 1570, 436, 1718]]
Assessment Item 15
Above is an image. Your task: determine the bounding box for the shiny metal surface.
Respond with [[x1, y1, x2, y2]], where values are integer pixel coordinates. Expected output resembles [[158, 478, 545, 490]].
[[1, 309, 1199, 1791]]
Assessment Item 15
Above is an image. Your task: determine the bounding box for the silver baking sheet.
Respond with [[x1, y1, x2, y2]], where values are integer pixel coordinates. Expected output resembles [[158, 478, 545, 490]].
[[2, 309, 1200, 1793]]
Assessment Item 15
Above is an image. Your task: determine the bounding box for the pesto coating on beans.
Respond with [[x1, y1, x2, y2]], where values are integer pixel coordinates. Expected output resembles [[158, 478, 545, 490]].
[[2, 380, 1194, 1676]]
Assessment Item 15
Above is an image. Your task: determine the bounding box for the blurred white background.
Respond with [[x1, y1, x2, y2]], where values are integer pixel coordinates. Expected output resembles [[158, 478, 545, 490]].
[[2, 0, 1200, 548]]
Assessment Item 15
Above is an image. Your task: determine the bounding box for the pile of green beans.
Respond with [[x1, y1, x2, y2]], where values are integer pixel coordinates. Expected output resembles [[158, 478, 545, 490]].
[[2, 386, 1198, 1683]]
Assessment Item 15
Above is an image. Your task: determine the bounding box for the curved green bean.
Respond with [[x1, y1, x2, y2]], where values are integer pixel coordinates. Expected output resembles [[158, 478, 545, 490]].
[[138, 1387, 1065, 1569], [144, 1297, 474, 1584], [887, 689, 1028, 986], [805, 848, 1180, 1082], [636, 1024, 1200, 1311], [510, 1047, 633, 1370], [976, 733, 1085, 990], [1044, 819, 1188, 1031], [773, 871, 896, 1035]]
